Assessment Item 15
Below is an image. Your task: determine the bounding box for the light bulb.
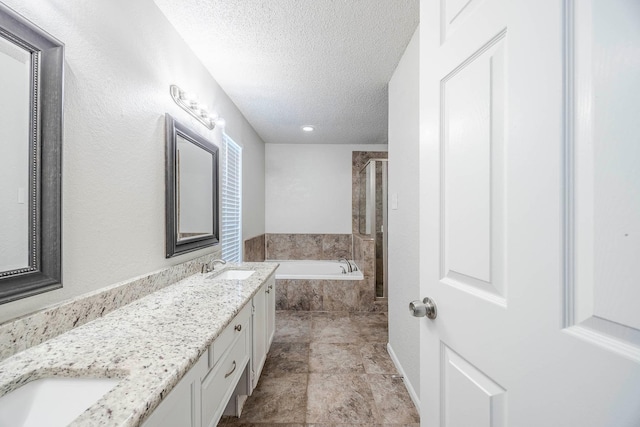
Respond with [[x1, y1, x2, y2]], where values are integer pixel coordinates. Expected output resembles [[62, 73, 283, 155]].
[[180, 91, 196, 103]]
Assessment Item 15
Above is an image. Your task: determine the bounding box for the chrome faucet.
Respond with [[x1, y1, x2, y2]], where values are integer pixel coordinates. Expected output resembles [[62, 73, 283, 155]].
[[339, 258, 353, 273], [202, 258, 227, 273]]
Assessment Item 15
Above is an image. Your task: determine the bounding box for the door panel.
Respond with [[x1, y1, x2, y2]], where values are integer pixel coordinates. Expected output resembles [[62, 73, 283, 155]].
[[440, 0, 505, 48], [441, 35, 506, 304], [441, 0, 482, 43], [441, 344, 506, 427], [566, 0, 640, 358]]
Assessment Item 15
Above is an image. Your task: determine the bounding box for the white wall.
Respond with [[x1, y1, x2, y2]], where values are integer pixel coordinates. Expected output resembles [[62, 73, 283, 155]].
[[0, 0, 265, 323], [388, 27, 420, 403], [265, 143, 387, 234], [235, 123, 265, 241]]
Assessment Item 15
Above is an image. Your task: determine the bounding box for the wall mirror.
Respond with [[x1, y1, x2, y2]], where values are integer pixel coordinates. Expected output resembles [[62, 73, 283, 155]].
[[165, 114, 219, 257], [0, 4, 64, 304]]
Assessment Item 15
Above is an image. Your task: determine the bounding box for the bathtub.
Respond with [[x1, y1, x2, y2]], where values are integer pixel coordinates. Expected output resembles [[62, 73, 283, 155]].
[[270, 260, 364, 281]]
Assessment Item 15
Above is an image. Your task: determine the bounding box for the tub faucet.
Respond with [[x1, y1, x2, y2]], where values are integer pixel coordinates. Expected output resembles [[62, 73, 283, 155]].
[[202, 258, 227, 273], [339, 258, 353, 273]]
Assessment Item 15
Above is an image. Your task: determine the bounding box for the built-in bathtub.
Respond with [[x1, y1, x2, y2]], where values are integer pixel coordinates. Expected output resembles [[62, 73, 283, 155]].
[[270, 260, 380, 312], [273, 260, 364, 281]]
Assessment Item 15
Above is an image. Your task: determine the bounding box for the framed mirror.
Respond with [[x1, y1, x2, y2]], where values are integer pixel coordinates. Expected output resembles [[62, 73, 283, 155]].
[[165, 114, 219, 257], [0, 4, 64, 304]]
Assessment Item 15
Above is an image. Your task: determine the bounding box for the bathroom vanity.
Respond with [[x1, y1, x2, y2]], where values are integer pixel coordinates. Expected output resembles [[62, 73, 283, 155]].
[[142, 275, 276, 427], [0, 262, 278, 427]]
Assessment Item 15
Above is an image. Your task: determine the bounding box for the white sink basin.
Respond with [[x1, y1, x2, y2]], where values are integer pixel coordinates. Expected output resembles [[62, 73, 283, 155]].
[[215, 270, 255, 280], [0, 377, 119, 427]]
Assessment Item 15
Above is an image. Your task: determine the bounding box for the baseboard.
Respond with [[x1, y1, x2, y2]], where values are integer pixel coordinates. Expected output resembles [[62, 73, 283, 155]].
[[387, 342, 420, 415]]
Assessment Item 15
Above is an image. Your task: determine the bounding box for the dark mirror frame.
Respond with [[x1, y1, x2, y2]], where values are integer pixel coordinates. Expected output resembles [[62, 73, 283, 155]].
[[165, 114, 219, 258], [0, 4, 64, 304]]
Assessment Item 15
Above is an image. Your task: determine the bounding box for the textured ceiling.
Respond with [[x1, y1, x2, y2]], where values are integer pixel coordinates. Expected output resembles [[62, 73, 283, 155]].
[[153, 0, 419, 144]]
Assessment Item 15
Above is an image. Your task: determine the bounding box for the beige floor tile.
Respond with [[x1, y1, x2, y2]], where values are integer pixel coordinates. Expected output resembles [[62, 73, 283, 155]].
[[274, 311, 311, 343], [309, 343, 365, 373], [368, 375, 420, 424], [310, 312, 362, 343], [360, 342, 397, 374], [262, 342, 309, 375], [234, 374, 308, 424], [222, 421, 304, 426], [223, 311, 418, 426], [306, 373, 378, 424]]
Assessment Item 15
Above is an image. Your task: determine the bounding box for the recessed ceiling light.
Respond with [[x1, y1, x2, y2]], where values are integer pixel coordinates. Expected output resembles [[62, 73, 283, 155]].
[[302, 125, 315, 132]]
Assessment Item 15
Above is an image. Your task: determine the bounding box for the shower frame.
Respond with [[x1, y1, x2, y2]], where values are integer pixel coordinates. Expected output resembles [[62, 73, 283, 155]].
[[358, 159, 388, 299]]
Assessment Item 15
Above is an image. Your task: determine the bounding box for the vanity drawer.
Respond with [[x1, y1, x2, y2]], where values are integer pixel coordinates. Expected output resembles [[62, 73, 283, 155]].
[[201, 312, 251, 427], [208, 302, 251, 369]]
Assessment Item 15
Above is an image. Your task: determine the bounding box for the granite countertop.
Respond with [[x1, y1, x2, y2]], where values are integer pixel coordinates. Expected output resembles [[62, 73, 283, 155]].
[[0, 262, 278, 427]]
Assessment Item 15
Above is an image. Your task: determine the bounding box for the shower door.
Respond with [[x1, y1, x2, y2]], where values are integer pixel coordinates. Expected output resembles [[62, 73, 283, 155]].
[[358, 159, 388, 299]]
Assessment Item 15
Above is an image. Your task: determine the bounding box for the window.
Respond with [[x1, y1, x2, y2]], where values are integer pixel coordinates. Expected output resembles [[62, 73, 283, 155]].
[[221, 133, 242, 262]]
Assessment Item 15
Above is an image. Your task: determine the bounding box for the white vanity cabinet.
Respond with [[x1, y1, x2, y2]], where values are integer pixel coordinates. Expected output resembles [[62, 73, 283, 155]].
[[142, 274, 276, 427], [142, 304, 251, 427], [141, 353, 207, 427], [201, 303, 252, 427], [266, 277, 276, 348], [251, 276, 276, 389]]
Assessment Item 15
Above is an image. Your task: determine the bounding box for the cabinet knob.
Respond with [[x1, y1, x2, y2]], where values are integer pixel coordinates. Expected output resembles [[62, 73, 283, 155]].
[[234, 324, 242, 332]]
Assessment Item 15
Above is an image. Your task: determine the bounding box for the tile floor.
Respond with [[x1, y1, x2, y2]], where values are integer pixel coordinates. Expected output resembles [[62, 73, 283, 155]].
[[219, 311, 420, 427]]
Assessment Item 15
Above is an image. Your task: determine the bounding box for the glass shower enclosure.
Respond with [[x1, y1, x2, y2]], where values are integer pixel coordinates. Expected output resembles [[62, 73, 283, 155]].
[[358, 159, 388, 299]]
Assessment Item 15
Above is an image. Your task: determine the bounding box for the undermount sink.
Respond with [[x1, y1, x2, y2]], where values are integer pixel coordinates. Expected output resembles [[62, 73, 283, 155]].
[[0, 377, 120, 427], [215, 270, 255, 280]]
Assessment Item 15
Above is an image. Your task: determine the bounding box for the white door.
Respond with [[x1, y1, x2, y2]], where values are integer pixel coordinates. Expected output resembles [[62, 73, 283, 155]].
[[418, 0, 640, 426]]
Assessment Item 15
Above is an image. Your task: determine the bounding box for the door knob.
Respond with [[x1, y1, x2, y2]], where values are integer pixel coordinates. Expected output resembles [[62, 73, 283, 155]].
[[409, 297, 438, 319]]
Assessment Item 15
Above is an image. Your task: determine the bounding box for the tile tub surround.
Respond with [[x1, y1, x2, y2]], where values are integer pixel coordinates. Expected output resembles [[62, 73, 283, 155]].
[[277, 279, 380, 312], [354, 233, 387, 312], [265, 233, 352, 261], [244, 234, 266, 262], [0, 262, 279, 427], [273, 234, 386, 312], [0, 251, 225, 362], [219, 311, 419, 426]]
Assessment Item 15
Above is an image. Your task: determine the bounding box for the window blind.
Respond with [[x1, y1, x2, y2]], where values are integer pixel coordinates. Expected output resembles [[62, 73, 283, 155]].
[[221, 133, 242, 262]]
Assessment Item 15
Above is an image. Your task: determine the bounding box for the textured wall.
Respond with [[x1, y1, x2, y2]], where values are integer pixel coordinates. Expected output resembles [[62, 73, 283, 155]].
[[265, 143, 387, 234], [387, 27, 420, 400], [0, 0, 265, 323], [232, 125, 265, 242]]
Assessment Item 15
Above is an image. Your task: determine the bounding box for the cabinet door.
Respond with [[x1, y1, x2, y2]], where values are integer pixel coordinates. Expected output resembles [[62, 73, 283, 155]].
[[201, 310, 251, 427], [251, 282, 267, 390], [142, 354, 207, 427], [266, 277, 276, 348]]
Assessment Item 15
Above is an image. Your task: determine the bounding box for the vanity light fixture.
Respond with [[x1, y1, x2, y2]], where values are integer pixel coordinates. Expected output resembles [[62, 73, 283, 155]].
[[302, 125, 315, 132], [170, 84, 225, 130]]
